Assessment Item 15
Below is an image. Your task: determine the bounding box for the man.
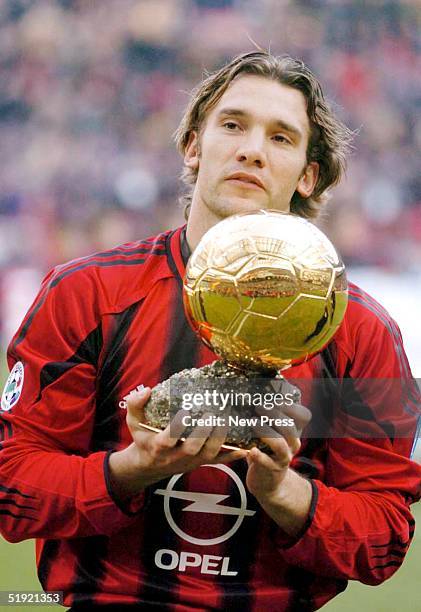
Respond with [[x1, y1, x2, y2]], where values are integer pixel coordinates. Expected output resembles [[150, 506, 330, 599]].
[[0, 52, 419, 611]]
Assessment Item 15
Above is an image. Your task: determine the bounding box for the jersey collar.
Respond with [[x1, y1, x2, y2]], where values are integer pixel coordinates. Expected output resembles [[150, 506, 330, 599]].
[[180, 226, 191, 266], [166, 225, 190, 286]]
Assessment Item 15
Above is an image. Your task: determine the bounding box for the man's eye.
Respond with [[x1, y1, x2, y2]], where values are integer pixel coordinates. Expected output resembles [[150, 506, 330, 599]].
[[273, 134, 290, 144], [223, 122, 239, 130]]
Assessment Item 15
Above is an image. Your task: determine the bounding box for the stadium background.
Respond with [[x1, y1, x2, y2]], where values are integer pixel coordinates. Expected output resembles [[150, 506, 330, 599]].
[[0, 0, 419, 609]]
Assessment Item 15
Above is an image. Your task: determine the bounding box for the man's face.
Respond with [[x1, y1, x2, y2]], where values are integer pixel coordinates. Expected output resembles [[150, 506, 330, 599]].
[[185, 75, 319, 219]]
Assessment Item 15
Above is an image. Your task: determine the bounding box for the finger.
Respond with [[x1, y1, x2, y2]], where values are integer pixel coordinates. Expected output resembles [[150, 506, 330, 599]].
[[255, 402, 310, 433], [247, 446, 280, 469], [252, 410, 300, 445], [201, 420, 230, 451], [211, 448, 248, 464], [138, 407, 189, 451], [257, 435, 294, 467], [181, 419, 215, 456], [126, 387, 151, 429], [152, 410, 187, 450], [168, 409, 190, 441], [196, 430, 229, 460], [184, 420, 236, 463], [260, 424, 300, 455], [281, 403, 312, 432], [191, 418, 232, 460], [252, 422, 299, 451]]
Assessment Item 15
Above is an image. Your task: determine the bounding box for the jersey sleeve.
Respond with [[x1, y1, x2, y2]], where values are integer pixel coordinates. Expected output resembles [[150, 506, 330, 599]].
[[278, 299, 421, 585], [0, 266, 142, 543]]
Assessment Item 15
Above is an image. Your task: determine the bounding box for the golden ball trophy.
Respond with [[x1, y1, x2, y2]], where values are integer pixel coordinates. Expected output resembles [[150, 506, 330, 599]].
[[143, 210, 348, 451]]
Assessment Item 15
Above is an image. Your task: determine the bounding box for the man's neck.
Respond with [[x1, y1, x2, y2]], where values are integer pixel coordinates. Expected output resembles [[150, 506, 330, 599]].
[[185, 197, 222, 252]]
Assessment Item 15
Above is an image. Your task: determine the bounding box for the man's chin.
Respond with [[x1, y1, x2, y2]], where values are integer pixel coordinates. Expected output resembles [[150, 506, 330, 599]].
[[214, 196, 269, 218]]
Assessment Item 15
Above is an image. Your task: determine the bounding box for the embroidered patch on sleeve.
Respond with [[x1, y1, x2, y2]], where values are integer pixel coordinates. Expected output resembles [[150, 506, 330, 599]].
[[1, 361, 24, 412]]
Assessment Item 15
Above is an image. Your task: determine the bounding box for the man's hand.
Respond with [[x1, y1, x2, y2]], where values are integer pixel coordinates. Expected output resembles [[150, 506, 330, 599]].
[[109, 387, 247, 503], [245, 399, 313, 537]]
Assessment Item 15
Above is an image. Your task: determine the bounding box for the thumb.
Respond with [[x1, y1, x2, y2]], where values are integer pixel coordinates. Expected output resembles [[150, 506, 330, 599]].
[[125, 386, 151, 429]]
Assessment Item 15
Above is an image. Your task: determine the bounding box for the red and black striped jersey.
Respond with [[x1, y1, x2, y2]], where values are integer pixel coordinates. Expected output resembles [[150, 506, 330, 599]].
[[0, 226, 420, 611]]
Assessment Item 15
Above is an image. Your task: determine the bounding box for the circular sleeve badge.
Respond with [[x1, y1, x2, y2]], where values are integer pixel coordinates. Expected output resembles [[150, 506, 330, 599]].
[[1, 361, 24, 412]]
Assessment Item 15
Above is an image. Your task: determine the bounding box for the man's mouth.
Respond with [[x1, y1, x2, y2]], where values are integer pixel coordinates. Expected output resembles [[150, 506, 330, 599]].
[[226, 173, 265, 190]]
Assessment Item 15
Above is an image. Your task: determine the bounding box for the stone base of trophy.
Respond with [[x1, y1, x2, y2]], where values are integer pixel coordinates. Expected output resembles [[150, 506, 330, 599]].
[[141, 360, 299, 452]]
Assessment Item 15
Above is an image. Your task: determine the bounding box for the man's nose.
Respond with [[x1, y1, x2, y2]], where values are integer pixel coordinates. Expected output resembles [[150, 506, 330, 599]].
[[235, 133, 267, 168]]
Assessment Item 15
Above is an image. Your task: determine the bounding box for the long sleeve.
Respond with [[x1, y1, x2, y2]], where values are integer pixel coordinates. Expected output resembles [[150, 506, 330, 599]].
[[280, 440, 419, 585], [279, 286, 421, 585], [0, 265, 141, 543]]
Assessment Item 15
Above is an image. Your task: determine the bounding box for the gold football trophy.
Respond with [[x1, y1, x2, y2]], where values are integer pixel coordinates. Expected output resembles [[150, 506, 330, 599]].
[[142, 210, 348, 450]]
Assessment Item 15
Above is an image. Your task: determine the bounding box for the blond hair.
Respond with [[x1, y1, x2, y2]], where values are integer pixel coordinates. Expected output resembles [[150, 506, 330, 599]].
[[174, 51, 354, 220]]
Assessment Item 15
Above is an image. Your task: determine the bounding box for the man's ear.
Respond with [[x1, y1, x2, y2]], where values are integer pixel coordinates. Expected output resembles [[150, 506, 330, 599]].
[[296, 162, 319, 198], [184, 131, 200, 170]]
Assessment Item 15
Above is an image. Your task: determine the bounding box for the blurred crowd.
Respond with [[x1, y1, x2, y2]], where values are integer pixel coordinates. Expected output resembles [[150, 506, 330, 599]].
[[0, 0, 420, 278]]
